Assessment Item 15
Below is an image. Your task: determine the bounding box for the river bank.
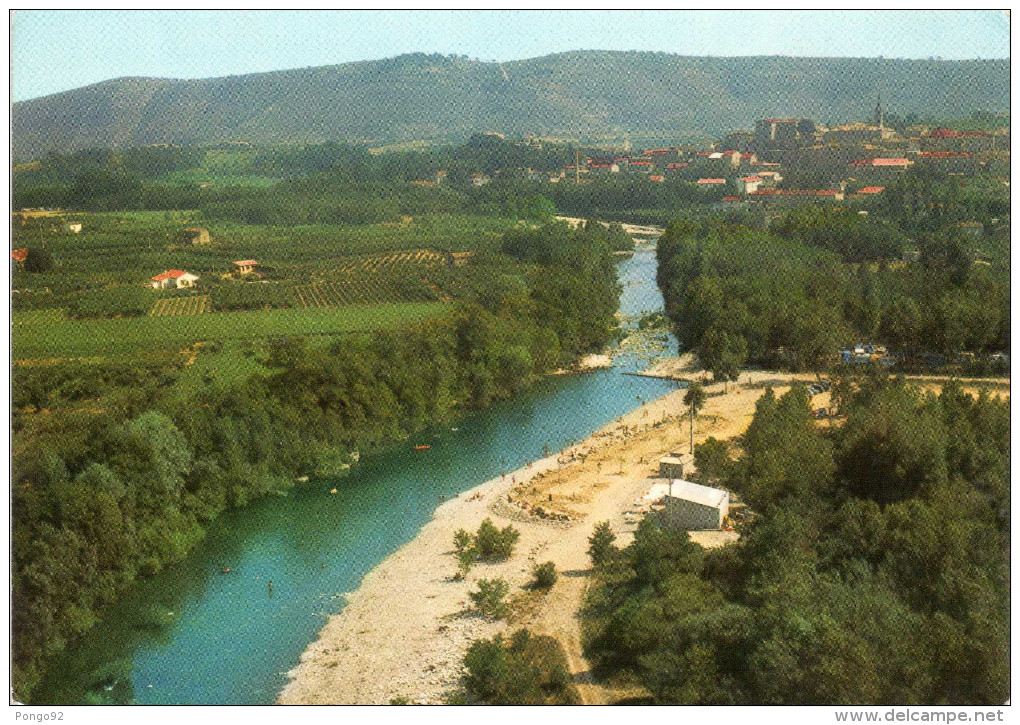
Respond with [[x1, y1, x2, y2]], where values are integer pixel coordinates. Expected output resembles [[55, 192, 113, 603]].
[[277, 365, 821, 705]]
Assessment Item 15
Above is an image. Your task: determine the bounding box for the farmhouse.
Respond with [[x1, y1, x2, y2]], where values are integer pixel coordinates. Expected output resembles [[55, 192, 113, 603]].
[[11, 248, 28, 270], [63, 222, 83, 234], [233, 259, 259, 276], [182, 228, 211, 245], [659, 479, 730, 531], [151, 269, 199, 289], [697, 178, 727, 186]]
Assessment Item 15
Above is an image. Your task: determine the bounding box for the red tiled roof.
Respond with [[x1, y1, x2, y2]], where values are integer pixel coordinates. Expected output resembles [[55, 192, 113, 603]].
[[698, 178, 727, 184], [630, 160, 653, 166], [233, 260, 259, 267], [665, 162, 688, 169], [11, 248, 28, 263], [856, 186, 886, 194], [152, 269, 189, 281], [739, 176, 761, 182], [722, 196, 743, 202], [649, 175, 665, 182], [694, 151, 714, 157], [749, 189, 839, 196]]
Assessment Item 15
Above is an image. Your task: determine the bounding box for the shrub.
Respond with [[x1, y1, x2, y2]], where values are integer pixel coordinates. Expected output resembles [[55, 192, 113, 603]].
[[455, 546, 477, 579], [587, 521, 617, 567], [453, 528, 473, 553], [532, 561, 558, 589], [474, 518, 520, 561], [469, 578, 510, 619], [463, 630, 578, 705]]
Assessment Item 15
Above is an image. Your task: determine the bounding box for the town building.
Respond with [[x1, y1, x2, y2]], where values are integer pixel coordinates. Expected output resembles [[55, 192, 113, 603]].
[[737, 175, 762, 194], [754, 118, 801, 149], [151, 269, 199, 290]]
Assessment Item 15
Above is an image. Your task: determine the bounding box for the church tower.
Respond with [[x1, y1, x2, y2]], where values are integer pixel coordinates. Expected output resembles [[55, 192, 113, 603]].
[[874, 93, 884, 130]]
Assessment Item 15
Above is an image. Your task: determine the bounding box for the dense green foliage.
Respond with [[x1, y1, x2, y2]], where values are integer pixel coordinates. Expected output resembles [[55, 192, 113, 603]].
[[461, 630, 579, 705], [12, 219, 622, 701], [658, 212, 1009, 369], [14, 52, 1008, 160], [583, 378, 1009, 705]]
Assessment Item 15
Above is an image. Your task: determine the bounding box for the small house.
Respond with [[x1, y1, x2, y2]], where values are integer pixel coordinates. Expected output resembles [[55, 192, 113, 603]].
[[182, 228, 211, 245], [151, 269, 199, 290], [63, 222, 83, 234], [660, 479, 730, 531], [11, 248, 28, 270], [233, 259, 259, 276]]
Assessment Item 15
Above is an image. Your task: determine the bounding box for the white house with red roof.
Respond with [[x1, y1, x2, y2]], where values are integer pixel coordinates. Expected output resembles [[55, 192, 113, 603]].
[[737, 175, 762, 194], [151, 269, 199, 289], [233, 260, 259, 276]]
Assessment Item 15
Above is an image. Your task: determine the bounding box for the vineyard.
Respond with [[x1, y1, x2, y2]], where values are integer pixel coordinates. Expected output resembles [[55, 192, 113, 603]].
[[293, 275, 435, 308], [12, 308, 66, 325], [150, 295, 210, 317], [332, 249, 447, 274]]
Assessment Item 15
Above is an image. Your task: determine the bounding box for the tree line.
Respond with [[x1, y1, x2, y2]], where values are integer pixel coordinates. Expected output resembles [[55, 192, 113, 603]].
[[657, 213, 1009, 373], [11, 221, 622, 701], [582, 375, 1009, 705]]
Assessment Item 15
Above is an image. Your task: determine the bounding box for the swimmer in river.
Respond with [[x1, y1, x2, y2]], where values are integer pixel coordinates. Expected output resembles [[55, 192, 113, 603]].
[[268, 580, 274, 598]]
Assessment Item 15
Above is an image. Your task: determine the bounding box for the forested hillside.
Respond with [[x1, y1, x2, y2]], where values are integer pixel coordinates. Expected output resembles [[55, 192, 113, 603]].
[[13, 51, 1009, 160]]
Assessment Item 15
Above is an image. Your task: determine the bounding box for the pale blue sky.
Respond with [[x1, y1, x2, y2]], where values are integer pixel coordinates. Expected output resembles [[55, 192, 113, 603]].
[[12, 10, 1010, 102]]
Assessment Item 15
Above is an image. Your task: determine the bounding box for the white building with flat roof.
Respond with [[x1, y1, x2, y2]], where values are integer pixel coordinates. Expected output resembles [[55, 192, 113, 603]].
[[660, 479, 729, 530]]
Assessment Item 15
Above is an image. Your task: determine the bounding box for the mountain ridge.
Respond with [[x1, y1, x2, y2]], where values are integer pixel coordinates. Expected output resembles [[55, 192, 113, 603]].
[[13, 50, 1010, 160]]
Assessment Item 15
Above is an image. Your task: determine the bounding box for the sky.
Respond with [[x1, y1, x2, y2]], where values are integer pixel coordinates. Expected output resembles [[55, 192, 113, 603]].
[[12, 10, 1011, 102]]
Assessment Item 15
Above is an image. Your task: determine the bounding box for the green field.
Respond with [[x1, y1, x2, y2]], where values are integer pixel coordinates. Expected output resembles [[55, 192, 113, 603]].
[[13, 302, 450, 359]]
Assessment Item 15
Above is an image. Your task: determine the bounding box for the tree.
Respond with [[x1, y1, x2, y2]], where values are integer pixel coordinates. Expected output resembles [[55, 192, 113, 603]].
[[698, 330, 746, 392], [684, 382, 707, 454], [588, 521, 617, 567], [23, 247, 54, 273]]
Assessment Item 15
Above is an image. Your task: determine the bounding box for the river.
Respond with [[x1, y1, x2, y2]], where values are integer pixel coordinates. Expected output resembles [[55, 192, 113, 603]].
[[32, 246, 677, 705]]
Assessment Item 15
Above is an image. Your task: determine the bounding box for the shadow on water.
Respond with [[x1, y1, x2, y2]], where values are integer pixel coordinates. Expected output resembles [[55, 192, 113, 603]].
[[33, 249, 678, 705]]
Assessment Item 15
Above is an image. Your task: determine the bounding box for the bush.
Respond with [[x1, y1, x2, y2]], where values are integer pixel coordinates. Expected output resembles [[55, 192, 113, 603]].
[[532, 561, 558, 589], [588, 521, 617, 567], [469, 578, 510, 619], [453, 528, 473, 553], [474, 518, 520, 561], [463, 630, 579, 705]]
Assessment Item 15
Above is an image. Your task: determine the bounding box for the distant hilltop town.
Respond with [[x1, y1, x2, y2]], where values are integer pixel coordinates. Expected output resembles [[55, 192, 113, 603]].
[[539, 101, 1009, 208]]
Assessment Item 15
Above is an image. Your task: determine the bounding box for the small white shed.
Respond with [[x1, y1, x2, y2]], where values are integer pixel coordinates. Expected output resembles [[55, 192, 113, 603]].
[[660, 479, 729, 531]]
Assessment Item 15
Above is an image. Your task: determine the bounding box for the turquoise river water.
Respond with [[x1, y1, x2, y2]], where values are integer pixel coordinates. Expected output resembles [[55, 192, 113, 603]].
[[33, 248, 678, 705]]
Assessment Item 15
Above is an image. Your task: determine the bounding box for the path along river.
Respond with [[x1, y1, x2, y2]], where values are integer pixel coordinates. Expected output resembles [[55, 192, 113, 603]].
[[32, 246, 678, 705]]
